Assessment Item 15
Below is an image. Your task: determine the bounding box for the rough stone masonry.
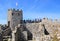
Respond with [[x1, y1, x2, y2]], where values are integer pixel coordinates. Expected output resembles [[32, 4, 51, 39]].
[[0, 9, 60, 41]]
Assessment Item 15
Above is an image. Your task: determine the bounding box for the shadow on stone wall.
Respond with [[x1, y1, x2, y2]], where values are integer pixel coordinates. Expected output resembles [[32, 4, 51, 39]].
[[42, 24, 49, 35], [23, 24, 33, 40], [15, 23, 33, 41]]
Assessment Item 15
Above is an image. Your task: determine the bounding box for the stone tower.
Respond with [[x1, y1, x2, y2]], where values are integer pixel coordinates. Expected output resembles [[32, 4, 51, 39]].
[[8, 9, 23, 30]]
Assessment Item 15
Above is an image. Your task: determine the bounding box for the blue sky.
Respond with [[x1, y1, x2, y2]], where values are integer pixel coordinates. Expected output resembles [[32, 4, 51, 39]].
[[0, 0, 60, 24]]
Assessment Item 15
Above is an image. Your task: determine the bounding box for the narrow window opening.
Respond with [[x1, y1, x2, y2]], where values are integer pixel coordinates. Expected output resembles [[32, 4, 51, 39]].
[[12, 13, 13, 16]]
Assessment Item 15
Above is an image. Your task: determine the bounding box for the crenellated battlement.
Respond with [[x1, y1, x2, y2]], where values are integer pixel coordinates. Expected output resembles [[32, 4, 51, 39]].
[[8, 8, 22, 12]]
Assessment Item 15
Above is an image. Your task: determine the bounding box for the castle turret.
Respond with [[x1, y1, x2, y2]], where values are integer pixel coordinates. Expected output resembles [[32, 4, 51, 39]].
[[7, 8, 23, 30]]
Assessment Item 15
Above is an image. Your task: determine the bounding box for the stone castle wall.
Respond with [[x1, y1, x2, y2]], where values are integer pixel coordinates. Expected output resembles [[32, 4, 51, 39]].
[[3, 8, 60, 41], [25, 18, 60, 41]]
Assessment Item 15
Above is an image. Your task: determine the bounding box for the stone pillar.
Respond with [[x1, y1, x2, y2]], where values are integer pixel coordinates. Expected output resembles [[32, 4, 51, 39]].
[[12, 32, 15, 41], [12, 26, 17, 41]]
